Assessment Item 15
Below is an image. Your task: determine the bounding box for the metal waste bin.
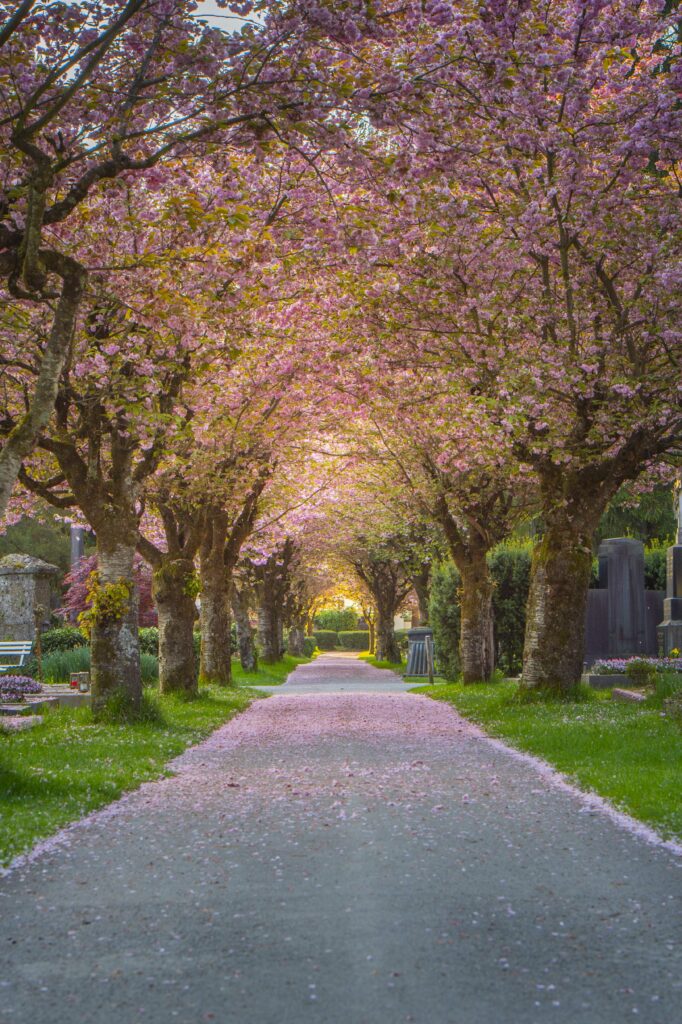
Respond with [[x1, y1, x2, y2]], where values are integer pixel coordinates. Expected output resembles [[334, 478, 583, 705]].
[[406, 627, 435, 678]]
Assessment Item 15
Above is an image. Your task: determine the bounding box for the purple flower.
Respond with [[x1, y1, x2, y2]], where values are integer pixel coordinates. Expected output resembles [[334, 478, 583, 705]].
[[591, 657, 682, 675], [0, 676, 43, 701]]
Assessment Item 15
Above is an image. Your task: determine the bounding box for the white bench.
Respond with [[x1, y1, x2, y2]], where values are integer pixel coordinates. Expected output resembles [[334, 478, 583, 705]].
[[0, 641, 33, 673]]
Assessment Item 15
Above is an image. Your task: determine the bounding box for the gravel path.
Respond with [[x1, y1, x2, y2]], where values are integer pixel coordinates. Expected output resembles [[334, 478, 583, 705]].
[[1, 660, 680, 1023], [253, 650, 419, 693]]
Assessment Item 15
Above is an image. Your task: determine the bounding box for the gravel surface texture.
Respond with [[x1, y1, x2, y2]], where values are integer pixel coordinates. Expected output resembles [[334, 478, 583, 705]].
[[252, 650, 418, 693], [0, 657, 680, 1023]]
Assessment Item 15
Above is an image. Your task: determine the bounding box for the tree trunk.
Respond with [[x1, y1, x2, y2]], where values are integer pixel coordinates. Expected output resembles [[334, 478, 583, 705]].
[[0, 254, 85, 519], [90, 532, 141, 715], [232, 586, 257, 672], [287, 620, 306, 656], [376, 607, 400, 663], [368, 618, 376, 655], [459, 554, 495, 684], [258, 598, 280, 663], [522, 523, 593, 694], [411, 569, 431, 626], [199, 552, 232, 685], [153, 558, 197, 695]]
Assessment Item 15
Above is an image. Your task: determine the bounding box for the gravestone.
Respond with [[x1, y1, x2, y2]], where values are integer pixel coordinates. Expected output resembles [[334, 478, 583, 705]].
[[657, 490, 682, 655], [0, 554, 60, 641], [70, 525, 86, 567], [584, 538, 662, 665]]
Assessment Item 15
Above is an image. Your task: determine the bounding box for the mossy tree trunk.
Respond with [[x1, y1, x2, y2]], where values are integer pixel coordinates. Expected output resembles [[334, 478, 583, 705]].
[[231, 584, 257, 672], [458, 552, 495, 684], [90, 528, 141, 714], [199, 512, 233, 686], [410, 566, 431, 626], [521, 516, 595, 694], [351, 556, 409, 664], [153, 557, 197, 695], [287, 618, 306, 656], [258, 597, 280, 663], [375, 605, 401, 663], [251, 538, 296, 664], [0, 252, 85, 519], [434, 493, 505, 684]]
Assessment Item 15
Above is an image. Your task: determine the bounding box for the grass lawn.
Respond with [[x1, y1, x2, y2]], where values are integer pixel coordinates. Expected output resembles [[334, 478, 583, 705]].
[[358, 653, 405, 672], [231, 653, 312, 686], [0, 685, 261, 868], [414, 679, 682, 841]]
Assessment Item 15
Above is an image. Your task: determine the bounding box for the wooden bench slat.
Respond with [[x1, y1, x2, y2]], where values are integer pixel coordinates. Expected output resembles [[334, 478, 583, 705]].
[[0, 641, 33, 672]]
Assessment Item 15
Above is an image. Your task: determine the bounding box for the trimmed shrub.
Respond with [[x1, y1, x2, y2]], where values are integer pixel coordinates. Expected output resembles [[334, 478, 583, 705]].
[[429, 562, 461, 681], [338, 630, 370, 651], [139, 627, 159, 656], [302, 636, 316, 657], [645, 544, 667, 591], [489, 544, 532, 675], [314, 608, 358, 632], [312, 630, 338, 650], [395, 629, 410, 658], [625, 659, 657, 688], [40, 626, 88, 653]]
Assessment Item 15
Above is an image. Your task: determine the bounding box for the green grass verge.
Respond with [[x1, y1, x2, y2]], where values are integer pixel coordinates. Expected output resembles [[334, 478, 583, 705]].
[[414, 680, 682, 840], [358, 653, 405, 672], [231, 653, 312, 686], [0, 685, 260, 867]]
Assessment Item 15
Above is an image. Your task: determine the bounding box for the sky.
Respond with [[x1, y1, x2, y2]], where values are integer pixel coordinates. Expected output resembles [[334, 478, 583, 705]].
[[194, 2, 251, 30]]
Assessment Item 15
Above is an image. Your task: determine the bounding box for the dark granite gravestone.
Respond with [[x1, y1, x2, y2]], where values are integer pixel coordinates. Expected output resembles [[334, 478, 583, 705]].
[[584, 538, 662, 665], [657, 535, 682, 655]]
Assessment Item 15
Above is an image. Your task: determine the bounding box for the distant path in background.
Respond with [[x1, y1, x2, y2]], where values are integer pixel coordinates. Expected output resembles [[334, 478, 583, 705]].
[[253, 649, 416, 693]]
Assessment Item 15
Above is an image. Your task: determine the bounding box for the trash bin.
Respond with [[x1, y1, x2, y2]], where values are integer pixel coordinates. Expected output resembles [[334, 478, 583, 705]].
[[406, 627, 434, 677]]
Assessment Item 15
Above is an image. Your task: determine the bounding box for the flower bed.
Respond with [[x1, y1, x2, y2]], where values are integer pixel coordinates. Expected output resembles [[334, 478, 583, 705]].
[[0, 676, 43, 702], [586, 656, 682, 691], [590, 657, 682, 675]]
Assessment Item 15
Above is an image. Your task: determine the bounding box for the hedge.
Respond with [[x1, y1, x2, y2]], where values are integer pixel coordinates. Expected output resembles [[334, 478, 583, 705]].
[[314, 608, 359, 632], [40, 626, 88, 653], [337, 630, 370, 651], [302, 636, 317, 657], [429, 562, 461, 681], [395, 629, 410, 657], [488, 544, 532, 675], [138, 626, 159, 655], [312, 630, 338, 650]]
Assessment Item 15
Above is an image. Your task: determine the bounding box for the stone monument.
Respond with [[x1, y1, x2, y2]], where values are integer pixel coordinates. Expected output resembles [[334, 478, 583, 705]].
[[0, 554, 61, 641], [584, 538, 662, 664], [657, 480, 682, 656]]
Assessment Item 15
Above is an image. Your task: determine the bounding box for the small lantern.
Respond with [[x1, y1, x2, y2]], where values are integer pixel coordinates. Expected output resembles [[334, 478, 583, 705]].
[[69, 674, 78, 689]]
